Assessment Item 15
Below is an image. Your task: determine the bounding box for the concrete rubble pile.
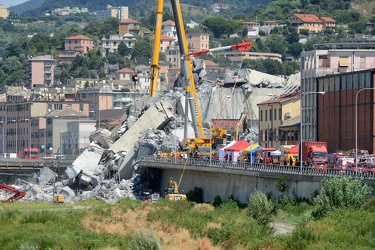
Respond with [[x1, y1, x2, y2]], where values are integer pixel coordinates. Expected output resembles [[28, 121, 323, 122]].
[[6, 65, 296, 204]]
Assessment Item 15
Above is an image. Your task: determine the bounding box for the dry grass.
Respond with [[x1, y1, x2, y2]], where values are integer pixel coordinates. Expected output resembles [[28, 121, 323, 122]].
[[81, 204, 223, 250], [193, 203, 215, 212]]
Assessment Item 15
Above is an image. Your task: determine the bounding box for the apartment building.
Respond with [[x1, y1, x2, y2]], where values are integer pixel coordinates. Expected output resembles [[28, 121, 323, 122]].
[[300, 40, 375, 142], [3, 91, 89, 155], [64, 35, 94, 53], [162, 20, 177, 41], [100, 34, 136, 55], [76, 88, 112, 125], [26, 55, 55, 87], [288, 14, 336, 33], [62, 120, 96, 155], [119, 18, 142, 36], [151, 35, 175, 53], [187, 33, 209, 51], [165, 46, 180, 67], [317, 69, 375, 154], [96, 5, 128, 22], [257, 87, 300, 149]]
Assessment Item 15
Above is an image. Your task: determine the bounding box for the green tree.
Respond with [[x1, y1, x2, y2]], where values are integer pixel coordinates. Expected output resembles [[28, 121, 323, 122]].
[[203, 16, 241, 38], [299, 29, 310, 36], [288, 42, 303, 58], [131, 39, 152, 65], [118, 42, 131, 57], [101, 17, 119, 38], [83, 20, 103, 38]]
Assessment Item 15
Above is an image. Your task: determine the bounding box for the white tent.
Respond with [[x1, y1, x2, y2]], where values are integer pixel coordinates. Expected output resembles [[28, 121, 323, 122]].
[[218, 140, 236, 161]]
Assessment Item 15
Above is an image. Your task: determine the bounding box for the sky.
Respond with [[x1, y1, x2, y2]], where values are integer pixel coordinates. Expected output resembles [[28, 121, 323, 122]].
[[1, 0, 29, 8]]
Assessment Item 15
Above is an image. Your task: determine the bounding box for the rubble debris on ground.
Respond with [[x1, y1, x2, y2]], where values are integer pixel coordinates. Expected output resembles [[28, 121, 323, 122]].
[[3, 68, 296, 204]]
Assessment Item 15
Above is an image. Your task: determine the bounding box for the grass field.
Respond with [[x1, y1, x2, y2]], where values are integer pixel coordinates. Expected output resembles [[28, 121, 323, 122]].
[[0, 197, 374, 250]]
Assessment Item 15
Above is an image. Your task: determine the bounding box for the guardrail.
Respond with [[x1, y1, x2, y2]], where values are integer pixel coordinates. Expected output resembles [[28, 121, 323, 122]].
[[139, 156, 375, 179], [0, 158, 74, 170]]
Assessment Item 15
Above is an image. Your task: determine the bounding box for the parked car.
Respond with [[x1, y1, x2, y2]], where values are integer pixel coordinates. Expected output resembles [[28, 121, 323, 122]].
[[311, 161, 327, 171], [347, 162, 368, 176]]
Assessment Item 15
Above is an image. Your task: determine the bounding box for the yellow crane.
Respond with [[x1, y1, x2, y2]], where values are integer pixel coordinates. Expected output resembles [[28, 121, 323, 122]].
[[233, 108, 248, 141]]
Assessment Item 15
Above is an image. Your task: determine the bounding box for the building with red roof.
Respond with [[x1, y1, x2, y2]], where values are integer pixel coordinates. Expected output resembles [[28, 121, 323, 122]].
[[64, 35, 94, 53], [119, 18, 142, 36]]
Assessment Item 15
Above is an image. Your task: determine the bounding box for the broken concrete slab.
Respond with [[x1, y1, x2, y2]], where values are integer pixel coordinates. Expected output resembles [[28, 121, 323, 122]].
[[65, 142, 105, 179], [110, 101, 173, 154], [59, 186, 75, 197], [37, 167, 57, 186]]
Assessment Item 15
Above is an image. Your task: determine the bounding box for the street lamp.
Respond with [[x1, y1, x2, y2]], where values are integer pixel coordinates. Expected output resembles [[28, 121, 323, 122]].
[[300, 91, 325, 173], [355, 87, 375, 177]]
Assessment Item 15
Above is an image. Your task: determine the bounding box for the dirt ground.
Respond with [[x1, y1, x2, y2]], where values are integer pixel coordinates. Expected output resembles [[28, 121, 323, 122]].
[[270, 222, 296, 235]]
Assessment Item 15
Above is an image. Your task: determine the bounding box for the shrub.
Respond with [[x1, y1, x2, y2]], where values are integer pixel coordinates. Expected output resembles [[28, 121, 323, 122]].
[[212, 195, 222, 207], [219, 198, 239, 210], [186, 187, 203, 203], [247, 191, 276, 225], [127, 230, 161, 250], [312, 177, 372, 218], [361, 197, 375, 213], [276, 175, 288, 196]]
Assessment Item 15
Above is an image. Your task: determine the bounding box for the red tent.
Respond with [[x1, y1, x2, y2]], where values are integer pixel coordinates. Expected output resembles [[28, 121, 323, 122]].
[[225, 140, 251, 152], [284, 144, 299, 154]]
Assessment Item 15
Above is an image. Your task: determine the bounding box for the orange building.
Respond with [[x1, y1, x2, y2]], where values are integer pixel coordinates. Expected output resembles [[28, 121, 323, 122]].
[[288, 14, 323, 33], [119, 18, 142, 36]]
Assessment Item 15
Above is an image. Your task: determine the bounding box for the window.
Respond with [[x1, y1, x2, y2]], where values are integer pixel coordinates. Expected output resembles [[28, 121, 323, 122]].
[[265, 110, 267, 121], [274, 109, 276, 121], [279, 108, 282, 120], [269, 108, 272, 120], [260, 110, 263, 121]]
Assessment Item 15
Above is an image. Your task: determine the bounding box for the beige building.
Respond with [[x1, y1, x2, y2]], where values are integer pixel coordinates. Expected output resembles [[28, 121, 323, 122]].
[[4, 92, 89, 155], [257, 88, 300, 149], [151, 35, 175, 53], [0, 4, 8, 19], [288, 14, 336, 34], [117, 67, 135, 81], [76, 88, 112, 125], [96, 5, 128, 22], [187, 33, 209, 51], [100, 34, 136, 55], [165, 46, 180, 67]]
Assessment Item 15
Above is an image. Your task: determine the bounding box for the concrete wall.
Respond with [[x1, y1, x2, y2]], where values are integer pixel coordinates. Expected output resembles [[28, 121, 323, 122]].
[[143, 161, 375, 203]]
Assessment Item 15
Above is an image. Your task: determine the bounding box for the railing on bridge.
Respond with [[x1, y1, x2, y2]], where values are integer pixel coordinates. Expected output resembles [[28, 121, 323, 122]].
[[139, 156, 375, 179], [0, 158, 74, 170]]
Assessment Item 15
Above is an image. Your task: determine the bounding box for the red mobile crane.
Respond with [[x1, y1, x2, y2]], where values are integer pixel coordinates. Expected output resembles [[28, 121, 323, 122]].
[[0, 184, 26, 202]]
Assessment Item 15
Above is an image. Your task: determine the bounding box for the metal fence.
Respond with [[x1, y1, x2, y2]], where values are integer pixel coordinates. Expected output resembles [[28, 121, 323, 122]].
[[140, 156, 375, 179]]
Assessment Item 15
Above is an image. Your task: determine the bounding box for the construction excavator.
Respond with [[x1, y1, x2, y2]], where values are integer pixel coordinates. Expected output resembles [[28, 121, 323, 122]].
[[0, 184, 26, 202]]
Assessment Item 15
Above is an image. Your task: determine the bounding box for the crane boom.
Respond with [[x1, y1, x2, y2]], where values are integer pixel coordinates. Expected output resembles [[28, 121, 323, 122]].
[[149, 0, 164, 98], [171, 0, 204, 138], [188, 41, 252, 57]]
